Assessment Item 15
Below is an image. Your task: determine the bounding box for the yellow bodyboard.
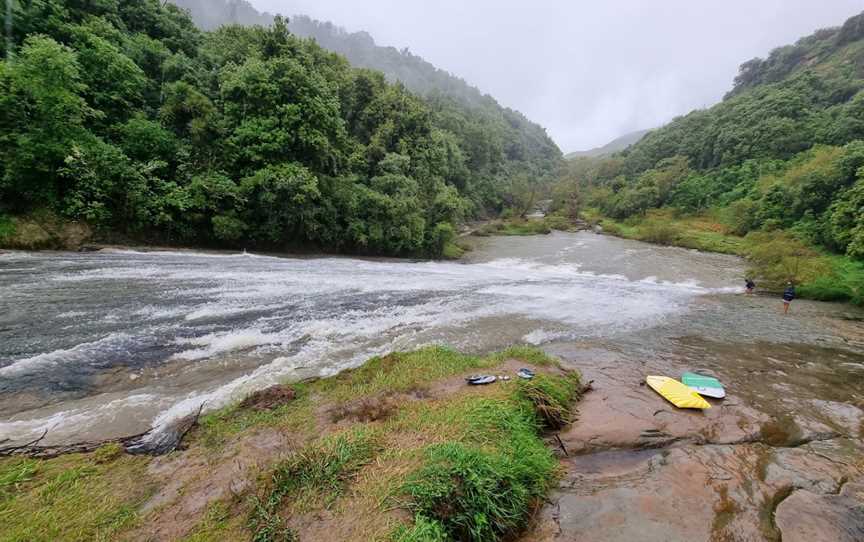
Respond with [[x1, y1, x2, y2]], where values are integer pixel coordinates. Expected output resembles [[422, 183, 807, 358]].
[[647, 376, 711, 410]]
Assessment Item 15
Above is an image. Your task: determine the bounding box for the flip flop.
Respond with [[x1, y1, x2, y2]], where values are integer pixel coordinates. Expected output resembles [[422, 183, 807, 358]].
[[517, 368, 535, 380], [467, 375, 497, 386]]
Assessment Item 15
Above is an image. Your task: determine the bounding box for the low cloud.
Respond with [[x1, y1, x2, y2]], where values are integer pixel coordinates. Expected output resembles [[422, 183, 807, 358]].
[[253, 0, 864, 152]]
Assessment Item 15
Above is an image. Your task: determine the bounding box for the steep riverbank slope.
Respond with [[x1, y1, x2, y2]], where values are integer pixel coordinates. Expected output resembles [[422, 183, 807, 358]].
[[0, 347, 582, 541]]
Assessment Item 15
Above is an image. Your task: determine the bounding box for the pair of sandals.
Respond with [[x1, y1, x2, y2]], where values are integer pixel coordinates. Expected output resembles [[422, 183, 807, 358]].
[[466, 368, 535, 386]]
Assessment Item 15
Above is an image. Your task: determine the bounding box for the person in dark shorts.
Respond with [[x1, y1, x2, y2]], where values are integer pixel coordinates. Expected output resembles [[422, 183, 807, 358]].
[[745, 278, 756, 294], [782, 282, 795, 314]]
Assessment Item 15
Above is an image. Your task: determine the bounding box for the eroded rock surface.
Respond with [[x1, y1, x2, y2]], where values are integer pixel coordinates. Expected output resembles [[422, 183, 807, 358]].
[[776, 480, 864, 542], [527, 338, 864, 542]]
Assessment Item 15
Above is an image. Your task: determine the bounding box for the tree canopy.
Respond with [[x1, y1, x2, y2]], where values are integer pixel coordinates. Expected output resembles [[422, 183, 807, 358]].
[[0, 0, 561, 256]]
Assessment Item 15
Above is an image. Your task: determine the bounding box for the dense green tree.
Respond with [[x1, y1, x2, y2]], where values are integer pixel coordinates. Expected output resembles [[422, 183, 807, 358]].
[[0, 0, 561, 256], [0, 36, 90, 206]]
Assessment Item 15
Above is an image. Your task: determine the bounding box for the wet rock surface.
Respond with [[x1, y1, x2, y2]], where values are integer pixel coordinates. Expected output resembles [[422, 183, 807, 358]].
[[527, 336, 864, 542], [775, 480, 864, 542]]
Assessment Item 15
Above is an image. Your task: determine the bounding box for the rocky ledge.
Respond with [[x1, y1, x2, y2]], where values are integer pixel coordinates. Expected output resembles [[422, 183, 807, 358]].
[[525, 340, 864, 542]]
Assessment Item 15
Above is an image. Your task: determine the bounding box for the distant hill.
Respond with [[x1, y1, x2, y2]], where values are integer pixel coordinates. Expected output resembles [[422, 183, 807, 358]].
[[565, 129, 651, 159], [171, 0, 489, 108]]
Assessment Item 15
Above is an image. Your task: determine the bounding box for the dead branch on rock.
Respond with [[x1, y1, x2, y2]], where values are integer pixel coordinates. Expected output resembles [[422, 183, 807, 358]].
[[0, 403, 207, 460], [0, 429, 49, 455]]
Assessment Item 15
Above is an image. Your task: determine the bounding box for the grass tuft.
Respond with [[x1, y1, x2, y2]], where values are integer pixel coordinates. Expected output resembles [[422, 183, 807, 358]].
[[391, 514, 448, 541], [0, 458, 38, 500], [397, 377, 576, 542], [250, 428, 380, 541], [517, 373, 582, 430], [401, 437, 556, 542]]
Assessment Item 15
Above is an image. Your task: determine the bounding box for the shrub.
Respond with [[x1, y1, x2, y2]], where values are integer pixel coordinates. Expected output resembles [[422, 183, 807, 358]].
[[725, 198, 761, 235], [212, 214, 248, 243], [517, 373, 582, 430], [638, 219, 683, 246], [745, 231, 832, 290], [0, 214, 15, 241]]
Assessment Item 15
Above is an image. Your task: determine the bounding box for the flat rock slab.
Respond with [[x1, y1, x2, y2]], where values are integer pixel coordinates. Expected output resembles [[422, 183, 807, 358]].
[[775, 481, 864, 542]]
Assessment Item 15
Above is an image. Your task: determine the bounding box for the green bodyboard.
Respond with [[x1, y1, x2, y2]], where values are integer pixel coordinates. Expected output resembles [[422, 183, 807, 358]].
[[682, 372, 724, 390]]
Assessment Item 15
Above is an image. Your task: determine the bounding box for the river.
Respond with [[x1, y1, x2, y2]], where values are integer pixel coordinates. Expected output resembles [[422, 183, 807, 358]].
[[2, 232, 863, 451]]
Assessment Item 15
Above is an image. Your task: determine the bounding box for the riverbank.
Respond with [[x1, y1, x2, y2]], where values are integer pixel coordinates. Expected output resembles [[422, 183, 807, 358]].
[[0, 346, 582, 542], [0, 210, 475, 262], [585, 208, 864, 305], [470, 216, 588, 238]]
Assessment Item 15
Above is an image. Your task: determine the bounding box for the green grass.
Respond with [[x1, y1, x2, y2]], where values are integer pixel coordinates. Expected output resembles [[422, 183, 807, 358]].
[[193, 384, 316, 450], [398, 391, 565, 541], [391, 515, 448, 541], [181, 501, 248, 542], [475, 216, 579, 238], [593, 209, 864, 304], [317, 347, 523, 402], [0, 458, 38, 500], [0, 453, 154, 542], [193, 346, 561, 451], [250, 428, 381, 542], [238, 345, 578, 541]]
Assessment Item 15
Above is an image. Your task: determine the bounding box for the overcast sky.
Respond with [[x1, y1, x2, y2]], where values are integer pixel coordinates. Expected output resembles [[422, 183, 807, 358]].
[[252, 0, 864, 152]]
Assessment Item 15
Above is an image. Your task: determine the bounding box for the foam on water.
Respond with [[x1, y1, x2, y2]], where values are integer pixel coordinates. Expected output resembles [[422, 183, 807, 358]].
[[0, 333, 132, 377], [172, 329, 275, 361]]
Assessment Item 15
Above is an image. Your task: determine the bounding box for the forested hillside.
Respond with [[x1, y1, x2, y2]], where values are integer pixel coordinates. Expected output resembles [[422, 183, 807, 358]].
[[560, 11, 864, 299], [0, 0, 560, 256], [171, 0, 561, 191]]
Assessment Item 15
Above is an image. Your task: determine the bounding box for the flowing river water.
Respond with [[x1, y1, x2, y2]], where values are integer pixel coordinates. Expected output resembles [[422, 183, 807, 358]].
[[2, 232, 863, 456]]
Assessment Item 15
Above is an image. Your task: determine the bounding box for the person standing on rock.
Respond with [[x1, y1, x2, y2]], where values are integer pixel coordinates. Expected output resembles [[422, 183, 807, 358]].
[[782, 282, 796, 314]]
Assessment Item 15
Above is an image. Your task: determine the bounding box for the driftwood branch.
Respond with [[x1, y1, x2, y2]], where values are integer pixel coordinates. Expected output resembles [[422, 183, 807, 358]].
[[0, 429, 152, 460], [0, 402, 207, 460], [0, 429, 49, 455]]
